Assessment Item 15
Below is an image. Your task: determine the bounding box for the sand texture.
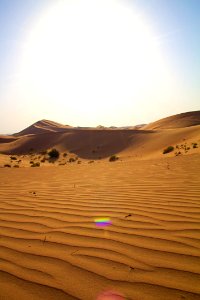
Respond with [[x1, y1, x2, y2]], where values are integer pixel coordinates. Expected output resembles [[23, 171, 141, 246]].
[[0, 154, 200, 300]]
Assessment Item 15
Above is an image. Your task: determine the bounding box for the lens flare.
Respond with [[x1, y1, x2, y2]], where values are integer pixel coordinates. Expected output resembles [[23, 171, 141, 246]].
[[95, 218, 112, 227]]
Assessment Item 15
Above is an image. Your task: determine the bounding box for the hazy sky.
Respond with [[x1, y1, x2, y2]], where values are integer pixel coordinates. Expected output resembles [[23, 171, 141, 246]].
[[0, 0, 199, 134]]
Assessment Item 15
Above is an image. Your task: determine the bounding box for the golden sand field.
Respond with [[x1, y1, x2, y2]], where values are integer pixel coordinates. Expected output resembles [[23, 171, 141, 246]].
[[0, 154, 200, 300]]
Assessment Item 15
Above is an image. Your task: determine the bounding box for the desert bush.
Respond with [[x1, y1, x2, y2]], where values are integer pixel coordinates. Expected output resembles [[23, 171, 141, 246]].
[[40, 158, 46, 163], [192, 142, 198, 148], [163, 146, 174, 154], [175, 151, 181, 156], [63, 153, 67, 157], [31, 162, 40, 167], [13, 165, 19, 168], [10, 156, 17, 160], [30, 161, 34, 164], [109, 155, 119, 162], [48, 148, 60, 159], [88, 160, 94, 164], [4, 164, 11, 167], [68, 157, 75, 163]]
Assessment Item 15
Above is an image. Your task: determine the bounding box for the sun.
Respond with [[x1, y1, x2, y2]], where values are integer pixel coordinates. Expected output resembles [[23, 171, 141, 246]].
[[18, 0, 170, 126]]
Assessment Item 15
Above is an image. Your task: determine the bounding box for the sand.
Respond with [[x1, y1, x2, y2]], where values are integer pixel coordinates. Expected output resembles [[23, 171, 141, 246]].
[[0, 154, 200, 300]]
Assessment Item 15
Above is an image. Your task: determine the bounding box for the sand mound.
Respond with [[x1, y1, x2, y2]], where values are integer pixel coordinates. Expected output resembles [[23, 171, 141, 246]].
[[0, 154, 200, 299], [143, 111, 200, 130], [1, 125, 200, 159], [14, 119, 72, 136]]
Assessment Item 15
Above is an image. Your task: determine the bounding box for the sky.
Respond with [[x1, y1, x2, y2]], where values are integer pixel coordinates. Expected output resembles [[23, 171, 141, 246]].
[[0, 0, 199, 134]]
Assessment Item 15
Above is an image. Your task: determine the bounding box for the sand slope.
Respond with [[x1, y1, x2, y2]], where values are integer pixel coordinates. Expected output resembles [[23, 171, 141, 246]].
[[14, 119, 72, 136], [0, 111, 200, 160], [143, 111, 200, 130], [0, 154, 200, 299]]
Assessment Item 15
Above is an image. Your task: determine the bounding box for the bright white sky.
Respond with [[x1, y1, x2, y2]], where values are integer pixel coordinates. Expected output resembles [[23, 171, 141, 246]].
[[0, 0, 199, 133]]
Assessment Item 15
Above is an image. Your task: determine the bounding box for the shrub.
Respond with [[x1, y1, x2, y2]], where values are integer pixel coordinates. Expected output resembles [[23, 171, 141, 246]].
[[13, 165, 19, 168], [68, 157, 75, 163], [88, 160, 94, 164], [63, 153, 67, 157], [4, 164, 11, 168], [109, 155, 119, 162], [48, 148, 60, 159], [40, 158, 46, 163], [163, 146, 174, 154], [192, 143, 198, 148], [10, 156, 17, 160], [31, 162, 40, 167]]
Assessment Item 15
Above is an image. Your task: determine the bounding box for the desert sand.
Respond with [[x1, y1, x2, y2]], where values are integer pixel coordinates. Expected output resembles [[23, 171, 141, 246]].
[[0, 111, 200, 300]]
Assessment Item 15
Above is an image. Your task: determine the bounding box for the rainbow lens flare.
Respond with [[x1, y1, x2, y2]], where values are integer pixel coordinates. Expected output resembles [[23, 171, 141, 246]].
[[95, 218, 112, 227]]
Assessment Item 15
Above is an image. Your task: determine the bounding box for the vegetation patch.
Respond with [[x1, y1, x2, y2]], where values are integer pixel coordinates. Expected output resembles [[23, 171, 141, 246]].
[[31, 162, 40, 167], [48, 148, 60, 159], [10, 156, 17, 160], [68, 157, 76, 163], [163, 146, 174, 154], [192, 142, 198, 148], [109, 155, 119, 162]]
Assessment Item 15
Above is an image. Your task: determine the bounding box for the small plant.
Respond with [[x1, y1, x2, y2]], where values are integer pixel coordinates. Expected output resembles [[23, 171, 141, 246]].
[[31, 162, 40, 167], [192, 142, 198, 148], [13, 165, 19, 168], [109, 155, 119, 162], [4, 164, 11, 168], [63, 153, 67, 157], [40, 158, 46, 163], [68, 157, 75, 163], [175, 151, 181, 156], [163, 146, 174, 154], [10, 156, 17, 160], [30, 161, 34, 164], [88, 160, 94, 164], [48, 148, 60, 159]]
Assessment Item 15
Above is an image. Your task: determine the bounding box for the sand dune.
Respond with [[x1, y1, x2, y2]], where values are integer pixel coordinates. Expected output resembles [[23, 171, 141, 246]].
[[14, 119, 72, 136], [0, 112, 200, 159], [0, 154, 200, 299], [143, 111, 200, 130], [0, 111, 200, 299]]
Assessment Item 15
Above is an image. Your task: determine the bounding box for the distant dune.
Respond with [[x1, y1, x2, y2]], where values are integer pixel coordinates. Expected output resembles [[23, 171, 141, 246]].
[[143, 111, 200, 130], [14, 119, 72, 136], [0, 111, 200, 159]]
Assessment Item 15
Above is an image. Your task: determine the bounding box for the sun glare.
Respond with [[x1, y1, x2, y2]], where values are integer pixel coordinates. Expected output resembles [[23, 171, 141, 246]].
[[18, 0, 171, 125]]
